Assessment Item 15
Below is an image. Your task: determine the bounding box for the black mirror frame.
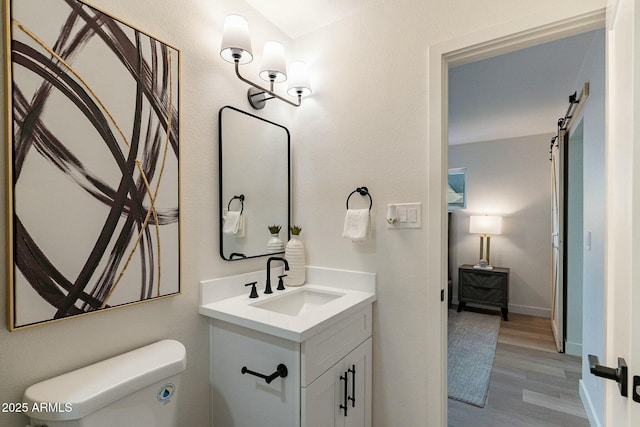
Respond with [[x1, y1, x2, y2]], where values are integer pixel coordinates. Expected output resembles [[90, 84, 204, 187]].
[[218, 106, 291, 261]]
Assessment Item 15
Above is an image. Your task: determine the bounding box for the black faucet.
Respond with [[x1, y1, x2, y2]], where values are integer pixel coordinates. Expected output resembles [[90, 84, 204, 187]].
[[265, 257, 289, 294]]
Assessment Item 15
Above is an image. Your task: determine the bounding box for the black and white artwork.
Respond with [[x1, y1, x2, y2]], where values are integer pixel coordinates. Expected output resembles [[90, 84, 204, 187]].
[[7, 0, 180, 329]]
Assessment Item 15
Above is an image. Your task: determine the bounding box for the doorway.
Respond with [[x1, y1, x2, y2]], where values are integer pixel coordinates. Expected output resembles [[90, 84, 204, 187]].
[[426, 7, 607, 427], [446, 36, 603, 347], [446, 34, 601, 423]]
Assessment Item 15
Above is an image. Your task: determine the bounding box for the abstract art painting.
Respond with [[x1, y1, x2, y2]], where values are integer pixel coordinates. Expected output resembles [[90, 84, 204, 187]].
[[5, 0, 180, 330]]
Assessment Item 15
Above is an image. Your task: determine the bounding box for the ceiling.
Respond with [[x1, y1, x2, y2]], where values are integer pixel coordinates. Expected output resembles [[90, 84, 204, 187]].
[[448, 30, 602, 145], [243, 0, 371, 39]]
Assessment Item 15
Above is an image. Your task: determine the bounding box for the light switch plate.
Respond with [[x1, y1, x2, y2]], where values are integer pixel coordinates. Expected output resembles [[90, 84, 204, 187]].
[[387, 203, 421, 229]]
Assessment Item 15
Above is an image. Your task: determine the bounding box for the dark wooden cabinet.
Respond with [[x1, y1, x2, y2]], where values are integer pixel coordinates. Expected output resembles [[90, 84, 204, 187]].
[[457, 264, 510, 320]]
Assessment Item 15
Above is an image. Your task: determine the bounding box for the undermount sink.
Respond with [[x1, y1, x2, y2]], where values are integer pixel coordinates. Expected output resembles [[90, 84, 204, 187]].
[[250, 288, 344, 316]]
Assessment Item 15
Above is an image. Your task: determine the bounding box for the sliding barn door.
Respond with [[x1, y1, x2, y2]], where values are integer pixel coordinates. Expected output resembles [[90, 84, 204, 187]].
[[551, 132, 566, 353]]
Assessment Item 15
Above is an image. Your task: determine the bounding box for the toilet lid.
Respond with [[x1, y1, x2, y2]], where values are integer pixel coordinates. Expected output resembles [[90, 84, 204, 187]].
[[23, 340, 186, 421]]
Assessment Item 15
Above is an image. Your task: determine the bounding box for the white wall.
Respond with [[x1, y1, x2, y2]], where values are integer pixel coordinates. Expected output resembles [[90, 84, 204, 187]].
[[0, 1, 294, 426], [572, 29, 606, 427], [288, 1, 605, 426], [448, 134, 553, 317], [0, 1, 607, 427]]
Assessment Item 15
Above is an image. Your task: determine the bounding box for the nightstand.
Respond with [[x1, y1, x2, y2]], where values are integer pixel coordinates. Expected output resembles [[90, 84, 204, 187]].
[[457, 264, 510, 321]]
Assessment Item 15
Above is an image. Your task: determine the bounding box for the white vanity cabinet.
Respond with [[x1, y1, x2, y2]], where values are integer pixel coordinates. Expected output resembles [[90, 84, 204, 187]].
[[210, 304, 373, 427], [302, 337, 372, 427], [211, 320, 301, 427]]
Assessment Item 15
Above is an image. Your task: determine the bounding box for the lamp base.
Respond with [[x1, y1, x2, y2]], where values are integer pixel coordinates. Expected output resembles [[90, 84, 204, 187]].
[[473, 259, 493, 270], [473, 264, 494, 270]]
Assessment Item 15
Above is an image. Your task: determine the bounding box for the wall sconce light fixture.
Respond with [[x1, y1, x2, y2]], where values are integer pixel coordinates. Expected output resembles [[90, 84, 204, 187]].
[[469, 215, 502, 269], [220, 14, 312, 110]]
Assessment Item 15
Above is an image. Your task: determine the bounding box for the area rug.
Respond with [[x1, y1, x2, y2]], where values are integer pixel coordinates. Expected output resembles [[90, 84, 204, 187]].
[[447, 309, 501, 407]]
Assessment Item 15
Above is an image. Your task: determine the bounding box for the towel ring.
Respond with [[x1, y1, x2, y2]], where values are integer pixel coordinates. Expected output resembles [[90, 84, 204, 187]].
[[346, 186, 372, 211], [227, 194, 245, 214]]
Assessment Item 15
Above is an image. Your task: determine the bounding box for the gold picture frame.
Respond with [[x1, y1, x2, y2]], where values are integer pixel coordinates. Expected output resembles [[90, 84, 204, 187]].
[[4, 0, 181, 330]]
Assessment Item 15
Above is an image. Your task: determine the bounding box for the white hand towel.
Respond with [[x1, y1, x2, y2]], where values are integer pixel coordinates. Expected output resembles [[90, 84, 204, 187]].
[[223, 211, 242, 235], [342, 209, 370, 241], [237, 213, 245, 237]]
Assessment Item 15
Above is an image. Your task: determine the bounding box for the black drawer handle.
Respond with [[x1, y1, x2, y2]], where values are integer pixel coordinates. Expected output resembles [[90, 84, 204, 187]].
[[241, 363, 288, 384], [340, 371, 348, 416], [348, 365, 356, 407]]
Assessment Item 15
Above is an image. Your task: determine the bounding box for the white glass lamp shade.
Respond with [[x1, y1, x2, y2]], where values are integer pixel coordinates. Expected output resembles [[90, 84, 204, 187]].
[[220, 15, 253, 64], [259, 41, 287, 83], [469, 215, 502, 235], [287, 61, 312, 97]]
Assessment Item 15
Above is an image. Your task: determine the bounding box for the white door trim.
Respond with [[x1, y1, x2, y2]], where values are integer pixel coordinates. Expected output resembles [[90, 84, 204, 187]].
[[426, 2, 606, 425], [604, 0, 638, 424]]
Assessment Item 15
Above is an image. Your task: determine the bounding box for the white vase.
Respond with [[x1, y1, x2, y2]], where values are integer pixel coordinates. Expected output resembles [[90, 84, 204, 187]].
[[267, 232, 284, 253], [284, 235, 305, 286]]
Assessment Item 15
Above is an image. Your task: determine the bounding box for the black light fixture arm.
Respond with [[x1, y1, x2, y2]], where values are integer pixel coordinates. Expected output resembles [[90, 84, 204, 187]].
[[234, 60, 301, 107]]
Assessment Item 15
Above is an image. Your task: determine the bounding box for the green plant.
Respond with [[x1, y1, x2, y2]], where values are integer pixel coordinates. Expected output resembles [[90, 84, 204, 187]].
[[290, 225, 302, 235], [268, 224, 282, 234]]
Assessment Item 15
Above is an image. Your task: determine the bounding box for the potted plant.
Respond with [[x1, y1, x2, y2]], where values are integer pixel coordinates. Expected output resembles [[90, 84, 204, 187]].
[[268, 224, 282, 235], [266, 225, 284, 253]]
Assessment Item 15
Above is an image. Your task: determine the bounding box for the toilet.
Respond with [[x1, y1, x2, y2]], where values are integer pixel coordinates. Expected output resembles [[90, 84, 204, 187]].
[[23, 339, 187, 427]]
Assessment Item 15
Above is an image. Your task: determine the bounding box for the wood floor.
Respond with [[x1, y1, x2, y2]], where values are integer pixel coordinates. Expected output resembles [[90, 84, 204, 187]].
[[448, 310, 589, 427]]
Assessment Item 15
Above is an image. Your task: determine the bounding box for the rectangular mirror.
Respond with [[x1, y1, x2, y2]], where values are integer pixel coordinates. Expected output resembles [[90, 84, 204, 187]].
[[219, 106, 290, 260]]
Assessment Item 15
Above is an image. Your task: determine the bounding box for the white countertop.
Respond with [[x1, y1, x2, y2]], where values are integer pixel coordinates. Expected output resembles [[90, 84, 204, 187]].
[[199, 267, 376, 342]]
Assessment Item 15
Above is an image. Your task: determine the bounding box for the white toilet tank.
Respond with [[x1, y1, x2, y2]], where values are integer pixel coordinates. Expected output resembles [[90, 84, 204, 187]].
[[23, 339, 187, 427]]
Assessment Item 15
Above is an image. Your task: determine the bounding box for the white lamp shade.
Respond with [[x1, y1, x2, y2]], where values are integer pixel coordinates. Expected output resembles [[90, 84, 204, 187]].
[[287, 61, 312, 97], [220, 15, 253, 64], [259, 41, 287, 83], [469, 215, 502, 235]]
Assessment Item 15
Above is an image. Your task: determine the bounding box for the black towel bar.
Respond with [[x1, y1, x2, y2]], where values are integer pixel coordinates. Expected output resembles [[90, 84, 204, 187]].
[[346, 186, 372, 210], [241, 364, 288, 384]]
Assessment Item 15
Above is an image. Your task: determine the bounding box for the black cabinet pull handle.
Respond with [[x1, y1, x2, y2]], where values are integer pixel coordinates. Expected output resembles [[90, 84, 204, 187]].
[[588, 354, 627, 397], [348, 365, 356, 407], [241, 363, 288, 384], [339, 372, 348, 416]]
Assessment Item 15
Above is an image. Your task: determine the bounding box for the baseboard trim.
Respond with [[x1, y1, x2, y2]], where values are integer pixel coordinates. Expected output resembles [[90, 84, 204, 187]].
[[509, 304, 551, 318], [565, 341, 582, 357], [450, 300, 551, 318], [579, 379, 602, 427]]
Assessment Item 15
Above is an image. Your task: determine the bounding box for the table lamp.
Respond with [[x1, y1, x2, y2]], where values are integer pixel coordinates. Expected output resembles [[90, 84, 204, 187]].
[[469, 215, 502, 269]]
